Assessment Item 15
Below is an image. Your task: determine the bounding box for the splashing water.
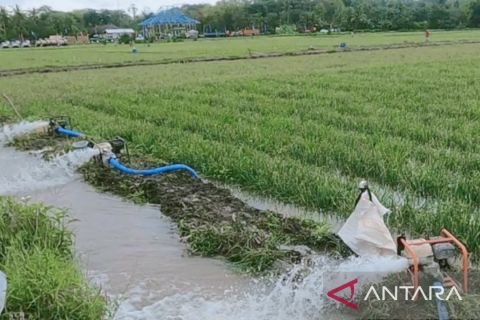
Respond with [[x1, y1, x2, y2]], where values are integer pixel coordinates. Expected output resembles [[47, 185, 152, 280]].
[[114, 255, 408, 320], [0, 121, 49, 142], [0, 146, 99, 196], [0, 121, 99, 196]]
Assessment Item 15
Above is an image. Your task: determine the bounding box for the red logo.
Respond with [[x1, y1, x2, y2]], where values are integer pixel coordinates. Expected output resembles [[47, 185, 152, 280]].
[[326, 278, 359, 310]]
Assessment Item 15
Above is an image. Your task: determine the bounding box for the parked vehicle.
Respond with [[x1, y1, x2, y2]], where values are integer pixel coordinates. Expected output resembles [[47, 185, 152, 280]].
[[10, 40, 21, 48], [35, 35, 67, 47], [21, 40, 31, 47], [185, 30, 198, 39], [0, 41, 9, 49], [320, 28, 341, 34]]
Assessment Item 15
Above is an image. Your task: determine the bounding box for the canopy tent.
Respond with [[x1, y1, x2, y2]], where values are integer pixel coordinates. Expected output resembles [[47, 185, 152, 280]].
[[139, 8, 199, 38], [104, 28, 135, 40]]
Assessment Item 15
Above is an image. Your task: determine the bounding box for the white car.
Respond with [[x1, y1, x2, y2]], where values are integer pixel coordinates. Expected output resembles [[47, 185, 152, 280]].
[[185, 29, 199, 39], [0, 41, 9, 49], [10, 40, 21, 48], [21, 40, 31, 47]]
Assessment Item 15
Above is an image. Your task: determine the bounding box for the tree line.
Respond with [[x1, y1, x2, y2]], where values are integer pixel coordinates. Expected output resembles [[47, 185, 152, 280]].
[[1, 0, 480, 40]]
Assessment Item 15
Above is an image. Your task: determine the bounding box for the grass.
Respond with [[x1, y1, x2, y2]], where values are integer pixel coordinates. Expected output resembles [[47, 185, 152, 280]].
[[0, 197, 106, 319], [0, 30, 479, 71], [1, 38, 480, 258]]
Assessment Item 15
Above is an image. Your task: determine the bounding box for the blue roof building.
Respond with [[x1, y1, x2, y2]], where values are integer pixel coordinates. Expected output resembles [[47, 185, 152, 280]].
[[139, 8, 199, 38]]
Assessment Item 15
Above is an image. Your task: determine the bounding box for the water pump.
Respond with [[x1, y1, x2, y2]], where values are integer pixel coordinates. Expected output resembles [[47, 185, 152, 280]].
[[48, 116, 71, 134], [93, 137, 129, 165], [397, 229, 468, 294], [49, 116, 85, 138]]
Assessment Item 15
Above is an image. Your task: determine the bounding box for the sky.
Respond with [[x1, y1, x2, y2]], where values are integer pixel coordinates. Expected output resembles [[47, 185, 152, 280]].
[[1, 0, 216, 12]]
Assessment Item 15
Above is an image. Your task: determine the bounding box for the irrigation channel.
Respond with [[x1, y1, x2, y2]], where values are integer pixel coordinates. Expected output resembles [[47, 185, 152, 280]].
[[0, 122, 409, 319]]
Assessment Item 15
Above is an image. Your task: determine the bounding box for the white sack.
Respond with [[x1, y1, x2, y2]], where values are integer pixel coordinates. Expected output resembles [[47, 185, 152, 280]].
[[338, 190, 397, 256]]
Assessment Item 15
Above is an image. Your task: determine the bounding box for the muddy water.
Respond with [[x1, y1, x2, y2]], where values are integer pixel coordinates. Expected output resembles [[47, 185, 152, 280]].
[[29, 182, 247, 300]]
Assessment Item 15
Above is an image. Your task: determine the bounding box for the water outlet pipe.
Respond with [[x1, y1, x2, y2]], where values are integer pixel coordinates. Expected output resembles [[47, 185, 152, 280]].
[[433, 281, 449, 320]]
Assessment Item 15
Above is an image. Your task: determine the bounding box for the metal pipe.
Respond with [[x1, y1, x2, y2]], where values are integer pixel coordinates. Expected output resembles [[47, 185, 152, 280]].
[[400, 238, 419, 295], [441, 228, 468, 293]]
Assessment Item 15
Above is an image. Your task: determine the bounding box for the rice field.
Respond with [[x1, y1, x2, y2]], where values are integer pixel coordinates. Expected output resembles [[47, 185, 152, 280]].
[[0, 30, 479, 71], [1, 37, 480, 257]]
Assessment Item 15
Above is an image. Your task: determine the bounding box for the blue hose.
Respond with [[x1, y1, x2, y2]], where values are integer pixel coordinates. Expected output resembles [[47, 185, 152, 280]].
[[55, 127, 85, 138], [108, 158, 199, 179], [52, 125, 198, 178]]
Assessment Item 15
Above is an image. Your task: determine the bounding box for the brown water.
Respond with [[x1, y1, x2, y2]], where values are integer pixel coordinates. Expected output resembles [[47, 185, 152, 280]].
[[29, 181, 247, 300]]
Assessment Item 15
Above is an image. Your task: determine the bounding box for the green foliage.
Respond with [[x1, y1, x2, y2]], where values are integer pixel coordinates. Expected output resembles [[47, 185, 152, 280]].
[[187, 225, 227, 256], [169, 36, 184, 43], [0, 6, 139, 40], [184, 215, 340, 272], [118, 33, 131, 44], [275, 24, 297, 35], [0, 198, 106, 319], [2, 249, 106, 320], [470, 0, 480, 26], [0, 200, 72, 259], [182, 0, 479, 32]]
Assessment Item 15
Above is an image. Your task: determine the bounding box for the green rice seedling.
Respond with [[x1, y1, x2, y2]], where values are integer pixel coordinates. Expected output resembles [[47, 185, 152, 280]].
[[0, 198, 106, 319]]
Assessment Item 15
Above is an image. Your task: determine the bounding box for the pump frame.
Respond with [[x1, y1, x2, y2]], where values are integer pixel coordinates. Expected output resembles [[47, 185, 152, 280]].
[[398, 228, 468, 294]]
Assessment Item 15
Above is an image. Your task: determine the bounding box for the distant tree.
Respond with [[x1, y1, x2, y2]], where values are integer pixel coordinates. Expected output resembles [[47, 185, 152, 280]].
[[469, 0, 480, 26], [0, 7, 9, 40]]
